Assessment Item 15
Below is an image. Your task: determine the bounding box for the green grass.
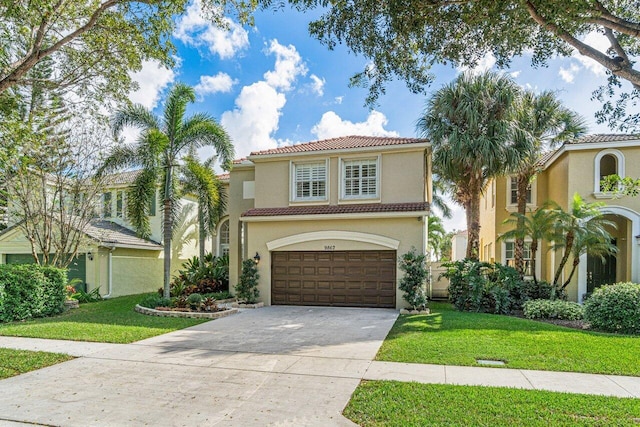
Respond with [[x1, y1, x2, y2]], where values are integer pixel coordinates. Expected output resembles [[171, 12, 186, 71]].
[[0, 294, 207, 343], [344, 381, 640, 427], [0, 348, 73, 380], [378, 302, 640, 376]]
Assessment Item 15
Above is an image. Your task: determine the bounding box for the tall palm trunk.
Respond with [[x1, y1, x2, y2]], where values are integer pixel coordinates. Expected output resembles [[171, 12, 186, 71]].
[[552, 230, 574, 292], [514, 174, 530, 276], [198, 205, 206, 260], [466, 179, 482, 260], [530, 238, 539, 284], [163, 166, 173, 299], [561, 256, 581, 291]]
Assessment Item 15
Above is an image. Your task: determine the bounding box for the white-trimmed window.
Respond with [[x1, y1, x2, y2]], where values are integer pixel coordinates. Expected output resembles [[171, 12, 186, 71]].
[[342, 158, 379, 199], [594, 149, 624, 193], [218, 219, 229, 257], [102, 192, 112, 218], [116, 191, 126, 218], [293, 162, 327, 201], [509, 176, 532, 205], [504, 241, 533, 276]]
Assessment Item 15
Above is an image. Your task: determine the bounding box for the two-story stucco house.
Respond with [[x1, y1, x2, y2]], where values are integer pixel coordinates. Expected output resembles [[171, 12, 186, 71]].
[[479, 134, 640, 302], [0, 171, 201, 297], [225, 135, 432, 308]]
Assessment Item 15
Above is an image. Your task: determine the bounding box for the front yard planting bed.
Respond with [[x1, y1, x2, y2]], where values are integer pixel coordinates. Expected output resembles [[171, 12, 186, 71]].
[[0, 348, 73, 380], [344, 381, 640, 427], [0, 294, 207, 344], [378, 303, 640, 376]]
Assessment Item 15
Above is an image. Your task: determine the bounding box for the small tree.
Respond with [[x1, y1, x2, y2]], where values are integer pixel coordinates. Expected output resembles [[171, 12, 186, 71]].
[[236, 259, 260, 304], [398, 249, 428, 310]]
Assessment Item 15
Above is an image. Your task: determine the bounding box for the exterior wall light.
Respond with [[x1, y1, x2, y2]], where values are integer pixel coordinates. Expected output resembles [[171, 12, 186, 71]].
[[253, 252, 261, 265], [87, 252, 94, 261]]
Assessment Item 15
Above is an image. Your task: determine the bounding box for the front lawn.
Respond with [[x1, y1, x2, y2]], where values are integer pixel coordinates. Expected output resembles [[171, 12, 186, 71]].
[[378, 302, 640, 376], [0, 294, 207, 343], [344, 381, 640, 427], [0, 348, 73, 380]]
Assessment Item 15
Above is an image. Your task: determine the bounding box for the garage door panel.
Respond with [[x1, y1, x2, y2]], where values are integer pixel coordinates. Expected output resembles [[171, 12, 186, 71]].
[[271, 250, 396, 308]]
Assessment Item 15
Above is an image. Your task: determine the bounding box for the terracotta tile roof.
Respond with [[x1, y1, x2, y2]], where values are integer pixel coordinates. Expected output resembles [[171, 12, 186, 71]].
[[103, 170, 141, 185], [85, 219, 163, 249], [232, 158, 247, 164], [241, 202, 429, 217], [568, 134, 639, 144], [536, 150, 557, 166], [249, 135, 428, 156], [217, 173, 230, 181]]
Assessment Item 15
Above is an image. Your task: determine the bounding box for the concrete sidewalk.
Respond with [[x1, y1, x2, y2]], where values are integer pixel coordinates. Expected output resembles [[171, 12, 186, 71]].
[[3, 335, 640, 398]]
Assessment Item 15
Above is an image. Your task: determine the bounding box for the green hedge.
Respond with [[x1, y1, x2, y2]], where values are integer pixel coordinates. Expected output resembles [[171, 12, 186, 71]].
[[523, 299, 584, 321], [0, 264, 66, 322], [584, 282, 640, 335]]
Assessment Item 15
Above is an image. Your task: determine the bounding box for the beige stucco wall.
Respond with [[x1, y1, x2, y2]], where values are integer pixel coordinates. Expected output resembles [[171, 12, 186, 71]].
[[228, 166, 256, 292], [243, 216, 426, 308]]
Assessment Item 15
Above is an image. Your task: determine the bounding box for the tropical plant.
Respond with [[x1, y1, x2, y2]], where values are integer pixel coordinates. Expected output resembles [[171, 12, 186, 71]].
[[99, 83, 234, 298], [500, 206, 557, 284], [398, 249, 429, 310], [236, 259, 260, 304], [584, 282, 640, 335], [427, 216, 447, 261], [509, 91, 587, 275], [600, 174, 640, 197], [169, 253, 229, 296], [170, 204, 198, 263], [523, 299, 584, 321], [182, 153, 227, 260], [417, 71, 523, 260], [547, 194, 617, 295]]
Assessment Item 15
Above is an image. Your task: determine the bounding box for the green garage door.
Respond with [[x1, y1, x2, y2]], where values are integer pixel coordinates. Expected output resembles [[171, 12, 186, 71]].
[[5, 253, 87, 284]]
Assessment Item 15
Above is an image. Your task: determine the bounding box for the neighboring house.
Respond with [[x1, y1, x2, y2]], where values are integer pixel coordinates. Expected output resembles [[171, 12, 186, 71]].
[[479, 134, 640, 302], [0, 171, 201, 297], [227, 135, 432, 308], [451, 230, 468, 261]]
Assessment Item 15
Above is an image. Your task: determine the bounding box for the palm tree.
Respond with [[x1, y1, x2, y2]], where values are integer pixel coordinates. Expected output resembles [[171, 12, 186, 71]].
[[99, 83, 234, 298], [182, 154, 227, 260], [509, 90, 587, 275], [427, 215, 447, 261], [500, 206, 556, 284], [547, 193, 617, 295], [417, 71, 523, 260]]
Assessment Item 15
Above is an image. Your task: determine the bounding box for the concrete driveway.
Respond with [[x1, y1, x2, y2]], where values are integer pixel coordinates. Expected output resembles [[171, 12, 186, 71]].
[[0, 306, 398, 426]]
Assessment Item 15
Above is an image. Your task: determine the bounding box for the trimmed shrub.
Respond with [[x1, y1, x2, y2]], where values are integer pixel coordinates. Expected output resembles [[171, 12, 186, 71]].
[[139, 294, 171, 309], [398, 249, 428, 310], [235, 259, 260, 303], [523, 299, 584, 320], [519, 280, 559, 301], [442, 259, 525, 314], [584, 282, 640, 335], [0, 264, 66, 322]]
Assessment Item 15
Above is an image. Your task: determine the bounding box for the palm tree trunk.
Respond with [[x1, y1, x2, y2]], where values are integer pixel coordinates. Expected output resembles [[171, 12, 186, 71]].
[[163, 166, 173, 299], [553, 231, 574, 292], [466, 187, 481, 261], [198, 204, 205, 260], [514, 174, 529, 276], [530, 238, 538, 285], [561, 256, 580, 291]]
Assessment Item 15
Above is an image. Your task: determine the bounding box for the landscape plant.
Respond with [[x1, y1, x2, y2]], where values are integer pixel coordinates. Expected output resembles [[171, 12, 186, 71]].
[[584, 282, 640, 335], [523, 299, 584, 321], [398, 249, 428, 310], [236, 259, 260, 304], [0, 264, 65, 322]]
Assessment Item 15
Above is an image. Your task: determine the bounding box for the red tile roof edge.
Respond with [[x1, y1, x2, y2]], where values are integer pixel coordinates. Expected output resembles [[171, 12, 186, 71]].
[[241, 202, 430, 217]]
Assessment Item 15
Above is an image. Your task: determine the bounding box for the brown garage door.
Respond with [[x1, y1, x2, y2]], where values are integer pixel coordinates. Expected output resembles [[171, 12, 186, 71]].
[[271, 250, 396, 308]]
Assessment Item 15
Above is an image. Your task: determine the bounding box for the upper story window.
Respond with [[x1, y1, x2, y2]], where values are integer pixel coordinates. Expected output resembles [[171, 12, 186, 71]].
[[293, 161, 327, 201], [509, 176, 532, 205], [342, 158, 379, 199], [218, 219, 229, 257], [594, 149, 625, 195], [148, 189, 156, 216], [116, 191, 126, 218], [102, 192, 112, 218]]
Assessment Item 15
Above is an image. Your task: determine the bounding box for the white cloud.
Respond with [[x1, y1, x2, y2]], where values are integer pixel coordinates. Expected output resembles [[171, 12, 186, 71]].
[[194, 72, 236, 96], [457, 52, 496, 75], [221, 81, 286, 156], [559, 63, 581, 83], [129, 60, 175, 109], [309, 74, 325, 96], [509, 70, 521, 78], [174, 0, 248, 59], [572, 31, 609, 77], [263, 40, 308, 91], [334, 96, 343, 105], [311, 111, 399, 140]]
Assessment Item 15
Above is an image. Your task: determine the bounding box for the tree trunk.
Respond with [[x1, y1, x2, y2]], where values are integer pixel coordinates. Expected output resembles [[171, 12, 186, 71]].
[[561, 256, 581, 291], [514, 174, 530, 276], [553, 231, 574, 291], [530, 238, 538, 285], [163, 166, 173, 299], [466, 188, 481, 261], [198, 205, 205, 260]]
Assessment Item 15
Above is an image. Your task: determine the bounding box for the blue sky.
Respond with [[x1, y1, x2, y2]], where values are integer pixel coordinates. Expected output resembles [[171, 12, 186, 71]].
[[127, 0, 629, 231]]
